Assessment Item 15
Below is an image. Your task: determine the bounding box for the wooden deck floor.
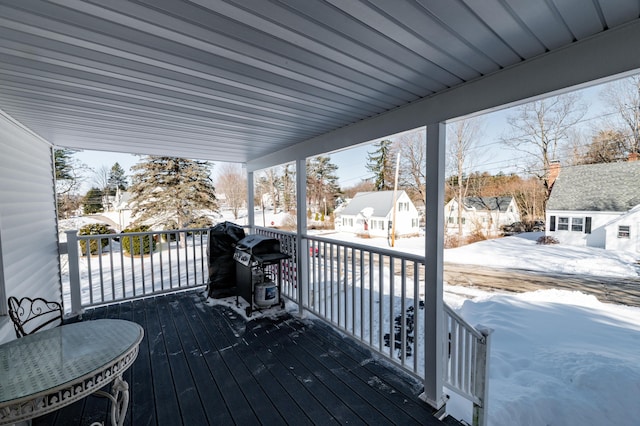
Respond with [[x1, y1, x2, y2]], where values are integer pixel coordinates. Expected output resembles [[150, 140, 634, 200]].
[[33, 290, 459, 425]]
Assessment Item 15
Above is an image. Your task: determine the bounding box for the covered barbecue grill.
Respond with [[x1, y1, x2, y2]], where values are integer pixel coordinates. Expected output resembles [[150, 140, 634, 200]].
[[233, 234, 290, 316]]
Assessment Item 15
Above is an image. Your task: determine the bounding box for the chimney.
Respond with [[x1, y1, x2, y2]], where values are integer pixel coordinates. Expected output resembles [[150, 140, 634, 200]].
[[548, 160, 561, 188], [629, 152, 638, 162]]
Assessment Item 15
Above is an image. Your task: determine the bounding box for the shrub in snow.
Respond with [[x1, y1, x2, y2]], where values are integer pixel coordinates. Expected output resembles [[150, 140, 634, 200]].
[[121, 225, 156, 255], [536, 235, 559, 245], [78, 223, 113, 255]]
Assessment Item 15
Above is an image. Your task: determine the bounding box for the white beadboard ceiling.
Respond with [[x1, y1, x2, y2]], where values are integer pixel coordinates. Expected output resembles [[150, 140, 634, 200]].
[[0, 0, 639, 170]]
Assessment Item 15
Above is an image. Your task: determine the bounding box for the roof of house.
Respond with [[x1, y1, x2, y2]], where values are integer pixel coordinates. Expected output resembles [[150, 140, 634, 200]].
[[547, 161, 640, 212], [339, 191, 409, 218], [457, 196, 515, 212]]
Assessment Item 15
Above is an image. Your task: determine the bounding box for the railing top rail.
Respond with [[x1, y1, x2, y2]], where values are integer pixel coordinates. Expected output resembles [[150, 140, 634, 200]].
[[307, 233, 426, 264], [73, 227, 211, 239], [444, 303, 486, 341], [252, 226, 298, 237]]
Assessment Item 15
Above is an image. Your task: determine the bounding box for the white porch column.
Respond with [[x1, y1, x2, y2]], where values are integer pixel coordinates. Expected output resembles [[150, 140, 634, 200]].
[[66, 230, 83, 318], [295, 158, 308, 315], [422, 122, 446, 409], [247, 169, 255, 230]]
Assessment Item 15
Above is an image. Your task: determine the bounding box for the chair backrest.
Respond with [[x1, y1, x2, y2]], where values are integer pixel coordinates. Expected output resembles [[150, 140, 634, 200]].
[[7, 296, 63, 338]]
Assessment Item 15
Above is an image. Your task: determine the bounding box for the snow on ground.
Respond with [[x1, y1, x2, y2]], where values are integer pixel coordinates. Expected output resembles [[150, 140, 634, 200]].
[[62, 218, 640, 426]]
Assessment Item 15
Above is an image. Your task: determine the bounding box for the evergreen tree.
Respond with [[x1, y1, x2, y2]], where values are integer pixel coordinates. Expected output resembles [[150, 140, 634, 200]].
[[83, 187, 104, 214], [366, 139, 394, 191], [128, 156, 218, 231], [108, 162, 128, 191], [306, 156, 341, 214], [55, 149, 74, 180]]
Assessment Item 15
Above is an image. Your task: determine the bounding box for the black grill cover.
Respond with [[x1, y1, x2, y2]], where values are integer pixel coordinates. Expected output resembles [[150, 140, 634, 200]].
[[207, 221, 245, 298]]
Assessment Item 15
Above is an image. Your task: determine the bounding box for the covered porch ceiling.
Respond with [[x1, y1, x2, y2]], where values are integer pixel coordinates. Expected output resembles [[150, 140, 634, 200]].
[[0, 1, 639, 171]]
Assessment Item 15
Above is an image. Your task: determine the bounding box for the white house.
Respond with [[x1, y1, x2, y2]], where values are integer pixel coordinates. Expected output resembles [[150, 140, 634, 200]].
[[445, 196, 520, 236], [546, 159, 640, 254], [337, 191, 420, 238]]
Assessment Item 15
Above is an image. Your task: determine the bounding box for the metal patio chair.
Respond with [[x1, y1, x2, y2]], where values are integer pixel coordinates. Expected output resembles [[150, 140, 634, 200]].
[[7, 296, 64, 338]]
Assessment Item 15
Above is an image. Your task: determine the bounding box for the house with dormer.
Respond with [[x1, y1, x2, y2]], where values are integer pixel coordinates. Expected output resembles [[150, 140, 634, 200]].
[[546, 159, 640, 254], [445, 196, 521, 237], [336, 191, 420, 238]]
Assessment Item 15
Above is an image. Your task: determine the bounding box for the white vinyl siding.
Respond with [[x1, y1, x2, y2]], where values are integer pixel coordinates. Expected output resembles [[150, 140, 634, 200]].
[[0, 113, 60, 343]]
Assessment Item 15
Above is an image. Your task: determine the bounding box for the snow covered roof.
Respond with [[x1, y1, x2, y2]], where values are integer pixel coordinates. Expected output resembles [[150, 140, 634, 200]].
[[547, 161, 640, 212], [459, 196, 515, 212], [339, 191, 408, 218]]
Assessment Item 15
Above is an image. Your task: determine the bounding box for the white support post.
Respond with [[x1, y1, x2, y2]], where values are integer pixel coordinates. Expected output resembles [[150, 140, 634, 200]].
[[295, 158, 308, 316], [65, 230, 83, 318], [247, 170, 255, 231], [473, 326, 493, 426], [421, 122, 446, 409]]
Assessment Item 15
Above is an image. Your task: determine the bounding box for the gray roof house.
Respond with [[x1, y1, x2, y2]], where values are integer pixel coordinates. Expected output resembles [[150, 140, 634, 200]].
[[546, 160, 640, 254], [337, 191, 420, 238], [445, 196, 521, 237]]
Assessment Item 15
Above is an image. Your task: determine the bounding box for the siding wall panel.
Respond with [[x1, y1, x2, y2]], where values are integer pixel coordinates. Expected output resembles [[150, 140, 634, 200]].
[[0, 113, 60, 343]]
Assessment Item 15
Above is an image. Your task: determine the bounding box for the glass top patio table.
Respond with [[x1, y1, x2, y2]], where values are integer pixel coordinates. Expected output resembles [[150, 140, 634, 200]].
[[0, 319, 143, 425]]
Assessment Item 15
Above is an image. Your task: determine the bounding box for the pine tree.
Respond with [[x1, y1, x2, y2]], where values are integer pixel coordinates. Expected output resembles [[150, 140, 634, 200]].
[[128, 156, 218, 231], [306, 156, 341, 213], [108, 162, 128, 190], [83, 187, 104, 214], [55, 149, 74, 180], [366, 139, 394, 191]]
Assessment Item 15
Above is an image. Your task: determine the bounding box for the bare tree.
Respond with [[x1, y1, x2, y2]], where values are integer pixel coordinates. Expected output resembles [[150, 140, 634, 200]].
[[92, 165, 112, 211], [446, 117, 484, 238], [343, 180, 375, 199], [501, 93, 587, 203], [397, 128, 426, 207], [215, 163, 247, 220], [281, 163, 296, 212], [580, 129, 628, 164], [599, 74, 640, 155]]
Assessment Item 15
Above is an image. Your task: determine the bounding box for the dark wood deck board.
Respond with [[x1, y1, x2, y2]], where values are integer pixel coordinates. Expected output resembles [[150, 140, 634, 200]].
[[32, 290, 454, 426]]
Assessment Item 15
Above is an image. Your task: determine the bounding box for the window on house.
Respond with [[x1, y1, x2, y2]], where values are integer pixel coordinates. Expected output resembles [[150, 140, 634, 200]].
[[412, 218, 419, 227], [558, 217, 569, 231], [571, 217, 584, 232], [371, 220, 385, 230], [618, 225, 630, 238], [550, 216, 556, 231], [448, 217, 454, 224]]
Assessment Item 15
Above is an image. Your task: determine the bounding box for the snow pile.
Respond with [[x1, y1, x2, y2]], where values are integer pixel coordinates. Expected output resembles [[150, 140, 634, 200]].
[[445, 288, 640, 426], [444, 232, 640, 278]]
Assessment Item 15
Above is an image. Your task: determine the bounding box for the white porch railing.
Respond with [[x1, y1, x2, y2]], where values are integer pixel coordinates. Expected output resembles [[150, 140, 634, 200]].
[[255, 227, 491, 426], [64, 226, 490, 425], [64, 229, 209, 313]]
